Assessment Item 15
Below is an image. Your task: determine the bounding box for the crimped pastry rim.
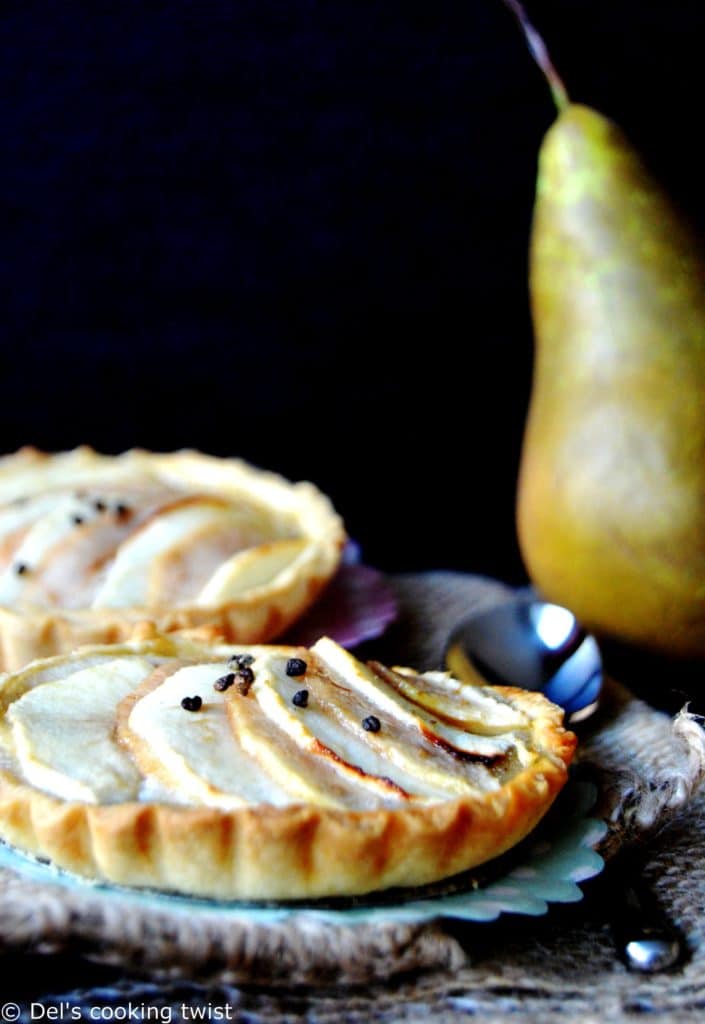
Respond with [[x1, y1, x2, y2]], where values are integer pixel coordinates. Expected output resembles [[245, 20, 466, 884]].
[[0, 447, 346, 671], [0, 637, 576, 901]]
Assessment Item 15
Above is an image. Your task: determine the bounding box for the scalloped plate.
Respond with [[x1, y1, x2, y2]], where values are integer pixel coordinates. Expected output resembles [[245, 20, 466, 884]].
[[0, 779, 606, 926]]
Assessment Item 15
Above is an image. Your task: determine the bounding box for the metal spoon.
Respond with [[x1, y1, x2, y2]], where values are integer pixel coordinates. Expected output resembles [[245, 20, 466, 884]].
[[443, 592, 685, 972], [445, 591, 602, 720]]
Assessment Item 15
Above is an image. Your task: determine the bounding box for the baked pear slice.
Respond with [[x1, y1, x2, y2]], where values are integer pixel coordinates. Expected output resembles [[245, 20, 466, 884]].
[[7, 657, 151, 804], [117, 661, 295, 809], [0, 633, 576, 900]]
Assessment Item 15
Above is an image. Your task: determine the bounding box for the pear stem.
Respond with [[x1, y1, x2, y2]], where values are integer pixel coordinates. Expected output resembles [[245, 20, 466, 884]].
[[501, 0, 570, 110]]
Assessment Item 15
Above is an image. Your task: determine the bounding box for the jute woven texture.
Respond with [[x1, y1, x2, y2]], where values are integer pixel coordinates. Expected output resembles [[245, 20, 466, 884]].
[[2, 573, 704, 1019]]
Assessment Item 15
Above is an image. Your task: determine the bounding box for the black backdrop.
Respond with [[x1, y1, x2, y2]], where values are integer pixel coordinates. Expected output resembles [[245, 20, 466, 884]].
[[3, 1, 704, 581]]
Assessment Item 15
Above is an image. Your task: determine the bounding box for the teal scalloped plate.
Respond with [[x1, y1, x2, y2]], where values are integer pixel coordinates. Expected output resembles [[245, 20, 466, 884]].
[[0, 778, 606, 928]]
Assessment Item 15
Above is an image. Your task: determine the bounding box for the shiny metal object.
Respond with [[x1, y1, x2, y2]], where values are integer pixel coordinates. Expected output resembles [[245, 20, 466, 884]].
[[445, 593, 602, 716], [623, 936, 682, 972], [612, 871, 686, 972]]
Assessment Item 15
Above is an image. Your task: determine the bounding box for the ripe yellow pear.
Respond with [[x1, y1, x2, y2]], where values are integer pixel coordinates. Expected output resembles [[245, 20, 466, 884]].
[[517, 104, 705, 659]]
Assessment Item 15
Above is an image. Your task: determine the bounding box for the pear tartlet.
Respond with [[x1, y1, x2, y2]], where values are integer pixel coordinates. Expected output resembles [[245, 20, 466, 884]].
[[0, 447, 345, 671], [0, 633, 576, 900]]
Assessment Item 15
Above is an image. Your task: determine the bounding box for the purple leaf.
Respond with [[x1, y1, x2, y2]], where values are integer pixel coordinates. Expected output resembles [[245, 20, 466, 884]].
[[283, 563, 398, 648]]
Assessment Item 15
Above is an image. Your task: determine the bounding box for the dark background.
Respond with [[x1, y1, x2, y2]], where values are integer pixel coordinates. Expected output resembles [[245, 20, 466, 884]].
[[3, 1, 704, 581]]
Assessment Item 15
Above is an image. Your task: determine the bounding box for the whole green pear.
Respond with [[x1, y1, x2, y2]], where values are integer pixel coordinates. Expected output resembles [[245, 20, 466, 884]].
[[517, 104, 705, 659]]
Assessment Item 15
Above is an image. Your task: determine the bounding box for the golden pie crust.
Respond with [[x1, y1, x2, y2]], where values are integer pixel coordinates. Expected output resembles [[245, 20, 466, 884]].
[[0, 447, 346, 671], [0, 632, 576, 900]]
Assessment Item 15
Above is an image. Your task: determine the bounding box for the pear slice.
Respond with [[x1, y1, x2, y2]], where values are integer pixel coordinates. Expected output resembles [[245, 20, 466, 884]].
[[195, 538, 307, 606], [371, 665, 530, 734], [7, 657, 153, 803], [226, 692, 371, 809], [312, 638, 526, 770], [0, 495, 83, 605], [0, 493, 59, 551], [119, 662, 293, 809], [91, 499, 245, 608]]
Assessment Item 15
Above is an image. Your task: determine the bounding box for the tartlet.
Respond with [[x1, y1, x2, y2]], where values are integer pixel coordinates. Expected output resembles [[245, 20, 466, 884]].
[[0, 631, 576, 900], [0, 447, 345, 670]]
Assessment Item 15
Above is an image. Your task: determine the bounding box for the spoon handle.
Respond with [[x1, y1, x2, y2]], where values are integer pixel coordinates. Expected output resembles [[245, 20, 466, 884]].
[[607, 855, 686, 972]]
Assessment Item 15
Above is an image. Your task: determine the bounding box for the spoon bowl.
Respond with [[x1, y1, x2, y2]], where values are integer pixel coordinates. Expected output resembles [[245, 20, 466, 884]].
[[444, 592, 602, 718]]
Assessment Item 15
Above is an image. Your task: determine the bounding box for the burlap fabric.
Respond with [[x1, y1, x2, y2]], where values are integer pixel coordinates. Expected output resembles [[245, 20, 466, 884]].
[[2, 573, 705, 1019]]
